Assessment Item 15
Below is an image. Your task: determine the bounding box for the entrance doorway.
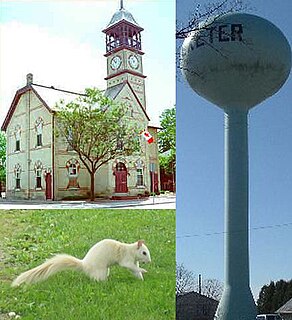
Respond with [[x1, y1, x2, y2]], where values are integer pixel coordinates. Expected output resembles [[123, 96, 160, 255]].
[[45, 172, 52, 200], [115, 162, 128, 193]]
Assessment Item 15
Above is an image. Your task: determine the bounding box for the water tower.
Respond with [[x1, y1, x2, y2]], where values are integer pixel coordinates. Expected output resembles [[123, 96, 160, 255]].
[[181, 13, 291, 320]]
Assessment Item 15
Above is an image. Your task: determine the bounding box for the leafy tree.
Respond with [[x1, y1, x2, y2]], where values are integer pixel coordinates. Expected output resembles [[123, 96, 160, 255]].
[[257, 279, 292, 313], [158, 107, 176, 184], [0, 132, 6, 191], [55, 88, 140, 201]]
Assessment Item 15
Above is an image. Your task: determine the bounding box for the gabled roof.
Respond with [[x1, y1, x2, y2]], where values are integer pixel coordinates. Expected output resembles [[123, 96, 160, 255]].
[[1, 84, 85, 131], [276, 298, 292, 313], [2, 85, 29, 131], [104, 82, 125, 100], [105, 81, 150, 121]]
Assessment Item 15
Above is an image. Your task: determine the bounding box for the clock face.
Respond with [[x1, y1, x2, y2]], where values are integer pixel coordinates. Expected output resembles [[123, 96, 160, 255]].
[[128, 55, 139, 69], [110, 56, 122, 70]]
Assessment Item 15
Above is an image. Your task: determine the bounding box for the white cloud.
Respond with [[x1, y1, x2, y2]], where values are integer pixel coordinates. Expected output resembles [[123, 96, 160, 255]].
[[0, 20, 105, 126]]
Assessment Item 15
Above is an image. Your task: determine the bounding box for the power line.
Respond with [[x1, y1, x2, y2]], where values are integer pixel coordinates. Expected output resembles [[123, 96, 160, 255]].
[[176, 221, 292, 239], [32, 83, 87, 96]]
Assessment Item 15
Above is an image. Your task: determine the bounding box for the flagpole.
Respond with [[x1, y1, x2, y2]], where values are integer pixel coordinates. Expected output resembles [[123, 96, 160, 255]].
[[152, 169, 155, 205]]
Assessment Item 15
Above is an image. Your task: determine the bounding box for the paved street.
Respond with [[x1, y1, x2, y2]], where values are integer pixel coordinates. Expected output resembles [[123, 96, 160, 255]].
[[0, 194, 175, 210]]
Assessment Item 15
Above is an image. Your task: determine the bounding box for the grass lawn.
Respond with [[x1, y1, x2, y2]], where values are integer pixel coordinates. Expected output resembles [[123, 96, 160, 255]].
[[0, 209, 175, 320]]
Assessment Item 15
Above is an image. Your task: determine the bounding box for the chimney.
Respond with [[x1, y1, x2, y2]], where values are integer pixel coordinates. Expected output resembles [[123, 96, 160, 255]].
[[26, 73, 33, 85]]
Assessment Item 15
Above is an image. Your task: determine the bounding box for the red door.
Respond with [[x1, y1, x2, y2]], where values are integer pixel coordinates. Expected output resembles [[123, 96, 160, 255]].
[[115, 162, 128, 193], [150, 171, 159, 193], [45, 172, 52, 200]]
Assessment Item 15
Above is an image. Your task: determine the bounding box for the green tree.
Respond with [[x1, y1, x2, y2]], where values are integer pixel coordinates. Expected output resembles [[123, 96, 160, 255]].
[[257, 280, 292, 313], [257, 282, 276, 313], [55, 88, 140, 201], [0, 132, 6, 191], [158, 107, 176, 179]]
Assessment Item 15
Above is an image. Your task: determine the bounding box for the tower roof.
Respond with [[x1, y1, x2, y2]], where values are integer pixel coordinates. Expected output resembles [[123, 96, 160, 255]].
[[106, 3, 140, 29]]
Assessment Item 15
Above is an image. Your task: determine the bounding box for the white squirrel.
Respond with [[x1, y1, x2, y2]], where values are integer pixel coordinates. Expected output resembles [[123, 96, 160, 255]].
[[11, 239, 151, 287]]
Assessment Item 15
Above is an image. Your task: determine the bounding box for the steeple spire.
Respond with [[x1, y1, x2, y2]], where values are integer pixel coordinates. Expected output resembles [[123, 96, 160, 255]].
[[120, 0, 124, 10]]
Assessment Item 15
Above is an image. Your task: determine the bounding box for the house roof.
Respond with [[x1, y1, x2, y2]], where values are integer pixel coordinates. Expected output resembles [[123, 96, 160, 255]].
[[104, 81, 150, 121], [104, 82, 125, 100], [176, 291, 219, 303], [1, 84, 85, 131], [1, 80, 152, 131], [276, 298, 292, 313]]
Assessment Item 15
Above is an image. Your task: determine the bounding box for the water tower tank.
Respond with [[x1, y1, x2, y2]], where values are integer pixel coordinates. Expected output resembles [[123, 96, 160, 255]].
[[181, 13, 291, 110]]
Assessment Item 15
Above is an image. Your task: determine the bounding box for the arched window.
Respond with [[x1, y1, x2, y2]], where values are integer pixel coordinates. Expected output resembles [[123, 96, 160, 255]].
[[137, 168, 143, 186], [35, 118, 43, 147], [15, 126, 21, 152], [14, 163, 21, 189], [34, 161, 43, 189], [135, 159, 144, 187], [66, 159, 80, 189], [36, 168, 42, 188]]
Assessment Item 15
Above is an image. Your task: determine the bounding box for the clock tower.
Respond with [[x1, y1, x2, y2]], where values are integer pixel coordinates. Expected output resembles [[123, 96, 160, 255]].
[[103, 0, 147, 109]]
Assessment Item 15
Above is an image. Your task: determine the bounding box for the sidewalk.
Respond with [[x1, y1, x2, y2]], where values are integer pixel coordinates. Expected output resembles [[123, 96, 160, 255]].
[[0, 193, 176, 210]]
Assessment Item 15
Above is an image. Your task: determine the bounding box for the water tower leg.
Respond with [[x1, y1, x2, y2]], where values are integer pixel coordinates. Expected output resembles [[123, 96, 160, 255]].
[[215, 109, 257, 320]]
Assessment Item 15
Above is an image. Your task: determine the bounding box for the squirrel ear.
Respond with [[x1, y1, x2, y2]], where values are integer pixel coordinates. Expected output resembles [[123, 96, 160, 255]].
[[137, 240, 145, 248]]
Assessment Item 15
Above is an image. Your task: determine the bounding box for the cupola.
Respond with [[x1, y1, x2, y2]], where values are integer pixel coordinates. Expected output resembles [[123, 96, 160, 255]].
[[103, 0, 144, 55]]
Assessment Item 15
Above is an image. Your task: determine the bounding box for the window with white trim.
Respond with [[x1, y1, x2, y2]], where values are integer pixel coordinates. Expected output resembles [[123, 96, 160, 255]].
[[137, 168, 143, 186], [36, 168, 42, 188], [35, 118, 43, 147], [135, 159, 144, 187], [68, 163, 77, 176], [34, 161, 43, 189], [14, 164, 21, 189], [66, 159, 80, 189], [15, 126, 21, 152]]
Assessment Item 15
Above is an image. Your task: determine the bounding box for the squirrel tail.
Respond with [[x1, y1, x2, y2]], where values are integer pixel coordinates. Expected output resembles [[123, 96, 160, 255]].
[[11, 254, 83, 287]]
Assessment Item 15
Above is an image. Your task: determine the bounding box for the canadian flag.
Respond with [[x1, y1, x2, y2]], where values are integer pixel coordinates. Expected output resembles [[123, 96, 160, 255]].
[[141, 130, 154, 144]]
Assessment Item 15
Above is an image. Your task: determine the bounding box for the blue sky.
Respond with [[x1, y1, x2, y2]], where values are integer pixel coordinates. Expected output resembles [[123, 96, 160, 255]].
[[0, 0, 175, 127], [176, 0, 292, 299]]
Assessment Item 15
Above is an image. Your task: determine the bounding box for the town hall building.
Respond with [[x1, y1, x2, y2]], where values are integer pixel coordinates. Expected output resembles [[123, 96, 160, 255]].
[[1, 2, 160, 201]]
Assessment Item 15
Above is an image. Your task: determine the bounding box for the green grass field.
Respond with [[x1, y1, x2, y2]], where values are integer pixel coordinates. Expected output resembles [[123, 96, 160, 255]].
[[0, 209, 175, 320]]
